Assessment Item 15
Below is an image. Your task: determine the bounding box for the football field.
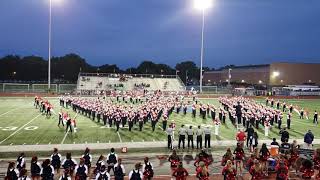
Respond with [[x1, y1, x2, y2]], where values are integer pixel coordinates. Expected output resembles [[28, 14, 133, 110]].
[[0, 97, 319, 146]]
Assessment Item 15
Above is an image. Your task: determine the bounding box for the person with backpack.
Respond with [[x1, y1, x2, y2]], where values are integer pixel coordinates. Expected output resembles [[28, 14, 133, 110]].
[[30, 156, 41, 180], [75, 158, 88, 180], [172, 162, 189, 180], [50, 148, 62, 173], [40, 159, 54, 180], [114, 158, 125, 180], [95, 165, 111, 180], [16, 153, 26, 172], [62, 153, 77, 175], [129, 163, 143, 180], [18, 169, 31, 180], [82, 147, 92, 169], [142, 157, 154, 180], [106, 148, 118, 173], [5, 162, 19, 180], [59, 169, 71, 180]]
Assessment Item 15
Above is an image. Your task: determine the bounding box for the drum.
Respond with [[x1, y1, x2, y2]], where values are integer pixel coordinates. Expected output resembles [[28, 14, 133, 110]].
[[270, 145, 279, 156]]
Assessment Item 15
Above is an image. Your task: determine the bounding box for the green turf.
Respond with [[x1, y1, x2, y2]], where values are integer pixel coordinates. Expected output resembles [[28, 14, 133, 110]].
[[0, 97, 319, 146]]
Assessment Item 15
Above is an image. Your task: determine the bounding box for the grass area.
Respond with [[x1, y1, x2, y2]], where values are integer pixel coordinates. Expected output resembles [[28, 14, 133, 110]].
[[0, 97, 319, 146]]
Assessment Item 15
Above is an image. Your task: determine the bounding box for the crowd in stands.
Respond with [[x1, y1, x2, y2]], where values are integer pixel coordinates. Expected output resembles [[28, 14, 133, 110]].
[[134, 83, 150, 89]]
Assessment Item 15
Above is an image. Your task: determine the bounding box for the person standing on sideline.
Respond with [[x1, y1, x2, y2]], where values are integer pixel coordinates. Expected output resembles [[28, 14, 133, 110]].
[[196, 125, 203, 149], [245, 125, 254, 148], [204, 126, 211, 148], [187, 126, 194, 149], [178, 125, 186, 149], [166, 125, 173, 149], [304, 130, 314, 149]]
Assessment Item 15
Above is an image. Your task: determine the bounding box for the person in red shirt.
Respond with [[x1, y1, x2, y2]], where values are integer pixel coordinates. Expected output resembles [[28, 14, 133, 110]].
[[195, 161, 209, 180], [172, 162, 189, 180], [299, 159, 314, 179], [236, 130, 246, 148], [221, 148, 234, 166], [233, 143, 245, 176], [275, 161, 289, 180], [222, 160, 236, 180], [245, 154, 257, 171], [314, 148, 320, 179]]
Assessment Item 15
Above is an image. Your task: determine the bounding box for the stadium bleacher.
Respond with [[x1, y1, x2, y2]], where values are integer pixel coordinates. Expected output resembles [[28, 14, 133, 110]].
[[77, 73, 185, 94]]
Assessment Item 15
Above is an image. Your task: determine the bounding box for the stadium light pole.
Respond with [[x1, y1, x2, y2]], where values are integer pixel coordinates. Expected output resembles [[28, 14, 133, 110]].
[[194, 0, 212, 93], [48, 0, 52, 90]]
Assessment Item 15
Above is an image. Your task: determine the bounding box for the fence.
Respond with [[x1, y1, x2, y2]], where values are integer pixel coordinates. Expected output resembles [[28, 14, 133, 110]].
[[186, 86, 231, 94], [0, 83, 76, 94]]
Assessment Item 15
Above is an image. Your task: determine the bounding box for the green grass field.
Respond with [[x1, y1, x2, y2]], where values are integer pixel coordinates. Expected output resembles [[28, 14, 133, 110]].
[[0, 97, 319, 146]]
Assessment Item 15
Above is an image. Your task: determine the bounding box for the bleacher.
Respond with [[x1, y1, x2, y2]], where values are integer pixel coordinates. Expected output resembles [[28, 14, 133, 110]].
[[77, 73, 185, 94]]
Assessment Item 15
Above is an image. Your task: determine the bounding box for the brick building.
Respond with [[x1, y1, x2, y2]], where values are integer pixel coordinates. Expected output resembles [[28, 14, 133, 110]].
[[203, 62, 320, 86]]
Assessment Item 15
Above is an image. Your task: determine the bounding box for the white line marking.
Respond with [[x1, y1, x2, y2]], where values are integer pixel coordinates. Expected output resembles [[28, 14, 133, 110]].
[[0, 107, 19, 117], [0, 114, 41, 144], [117, 132, 122, 143], [61, 130, 69, 144]]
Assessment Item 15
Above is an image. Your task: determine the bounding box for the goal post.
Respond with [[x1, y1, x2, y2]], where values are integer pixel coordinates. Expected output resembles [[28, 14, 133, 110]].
[[3, 83, 30, 92], [58, 84, 77, 93], [32, 84, 57, 93]]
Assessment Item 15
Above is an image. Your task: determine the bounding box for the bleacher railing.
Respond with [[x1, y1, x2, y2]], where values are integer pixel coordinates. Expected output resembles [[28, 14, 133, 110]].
[[0, 83, 76, 93], [79, 72, 178, 79]]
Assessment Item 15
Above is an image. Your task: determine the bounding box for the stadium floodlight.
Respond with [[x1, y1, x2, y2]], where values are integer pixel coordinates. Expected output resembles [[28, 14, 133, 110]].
[[194, 0, 213, 10], [241, 80, 245, 83], [272, 71, 280, 78], [259, 80, 263, 84], [193, 0, 213, 93]]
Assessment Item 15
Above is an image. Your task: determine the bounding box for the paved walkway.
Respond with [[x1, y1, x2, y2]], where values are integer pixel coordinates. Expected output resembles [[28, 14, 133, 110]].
[[1, 139, 319, 153]]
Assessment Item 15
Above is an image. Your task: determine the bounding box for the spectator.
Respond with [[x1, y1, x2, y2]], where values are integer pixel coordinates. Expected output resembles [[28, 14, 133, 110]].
[[304, 130, 314, 149], [279, 128, 289, 143], [271, 138, 279, 147], [236, 129, 246, 148]]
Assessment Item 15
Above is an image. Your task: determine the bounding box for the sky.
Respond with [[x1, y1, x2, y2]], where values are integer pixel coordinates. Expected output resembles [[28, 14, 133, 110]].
[[0, 0, 319, 69]]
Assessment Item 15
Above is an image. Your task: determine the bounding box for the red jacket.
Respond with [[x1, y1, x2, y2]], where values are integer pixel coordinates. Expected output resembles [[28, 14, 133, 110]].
[[221, 167, 236, 180]]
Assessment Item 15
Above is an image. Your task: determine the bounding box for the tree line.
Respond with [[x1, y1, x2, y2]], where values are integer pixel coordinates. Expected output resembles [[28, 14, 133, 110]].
[[0, 53, 225, 84]]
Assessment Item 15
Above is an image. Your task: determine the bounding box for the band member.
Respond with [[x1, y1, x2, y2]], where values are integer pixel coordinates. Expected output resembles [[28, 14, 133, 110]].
[[6, 162, 19, 180], [183, 104, 187, 115], [31, 156, 41, 180], [138, 114, 144, 131], [286, 113, 291, 129], [187, 126, 194, 149], [196, 125, 203, 149], [40, 159, 54, 180], [16, 153, 26, 172], [94, 155, 105, 174], [178, 125, 186, 149], [221, 160, 236, 180], [58, 109, 64, 127], [82, 148, 92, 170], [62, 153, 77, 175], [65, 116, 72, 133], [114, 158, 125, 180], [162, 113, 168, 131], [75, 158, 88, 180], [172, 162, 189, 180], [314, 110, 318, 124], [204, 126, 211, 148], [142, 157, 154, 180], [50, 148, 61, 173], [128, 163, 143, 180], [106, 148, 118, 173], [95, 165, 111, 180], [214, 118, 220, 136], [166, 125, 173, 149], [300, 108, 304, 119], [192, 104, 196, 118]]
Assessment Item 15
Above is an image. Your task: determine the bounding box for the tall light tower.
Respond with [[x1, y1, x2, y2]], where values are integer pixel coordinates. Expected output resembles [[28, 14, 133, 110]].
[[48, 0, 62, 90], [194, 0, 212, 93], [48, 0, 52, 90]]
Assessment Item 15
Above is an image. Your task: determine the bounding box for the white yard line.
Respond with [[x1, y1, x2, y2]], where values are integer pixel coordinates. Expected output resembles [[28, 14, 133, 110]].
[[117, 132, 123, 143], [61, 130, 69, 144], [0, 114, 41, 144], [0, 107, 19, 117]]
